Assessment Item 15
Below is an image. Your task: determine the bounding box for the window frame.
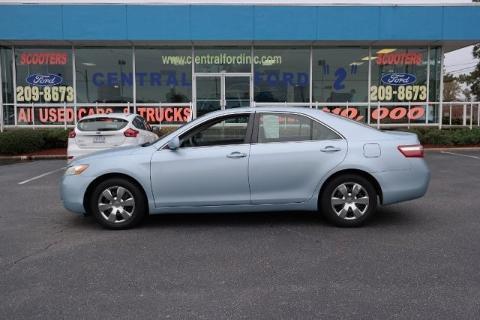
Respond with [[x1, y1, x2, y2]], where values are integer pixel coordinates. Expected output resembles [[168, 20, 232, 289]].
[[177, 112, 255, 149], [251, 111, 343, 144]]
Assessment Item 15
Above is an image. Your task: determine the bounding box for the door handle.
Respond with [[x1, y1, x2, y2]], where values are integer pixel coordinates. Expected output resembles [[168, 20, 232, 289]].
[[227, 151, 247, 159], [320, 146, 342, 152]]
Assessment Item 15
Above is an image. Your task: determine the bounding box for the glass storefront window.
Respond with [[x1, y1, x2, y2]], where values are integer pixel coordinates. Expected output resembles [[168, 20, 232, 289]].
[[1, 47, 13, 104], [1, 47, 14, 125], [312, 47, 369, 103], [429, 47, 441, 102], [75, 47, 133, 103], [194, 47, 251, 73], [254, 47, 310, 103], [135, 47, 192, 103], [14, 47, 73, 105], [370, 47, 429, 124]]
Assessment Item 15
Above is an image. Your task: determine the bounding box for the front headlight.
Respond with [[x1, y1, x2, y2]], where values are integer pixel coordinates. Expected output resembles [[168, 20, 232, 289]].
[[65, 164, 89, 176]]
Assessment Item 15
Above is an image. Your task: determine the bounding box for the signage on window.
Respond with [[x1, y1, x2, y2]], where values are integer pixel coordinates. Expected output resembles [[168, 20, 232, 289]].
[[19, 52, 68, 65], [376, 52, 422, 65], [16, 106, 191, 125], [26, 74, 64, 86]]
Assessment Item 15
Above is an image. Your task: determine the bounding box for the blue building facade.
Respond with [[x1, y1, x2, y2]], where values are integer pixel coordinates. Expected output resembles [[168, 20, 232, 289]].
[[1, 3, 479, 128]]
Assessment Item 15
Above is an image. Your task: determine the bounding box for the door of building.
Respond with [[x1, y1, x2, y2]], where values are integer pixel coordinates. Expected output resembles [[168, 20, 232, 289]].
[[194, 72, 252, 118]]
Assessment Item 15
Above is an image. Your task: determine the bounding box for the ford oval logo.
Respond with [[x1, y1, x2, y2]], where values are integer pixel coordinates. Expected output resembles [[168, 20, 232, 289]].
[[26, 74, 63, 87], [380, 73, 417, 86]]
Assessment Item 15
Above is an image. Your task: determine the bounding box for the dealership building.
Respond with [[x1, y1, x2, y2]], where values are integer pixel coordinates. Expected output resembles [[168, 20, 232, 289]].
[[1, 1, 480, 129]]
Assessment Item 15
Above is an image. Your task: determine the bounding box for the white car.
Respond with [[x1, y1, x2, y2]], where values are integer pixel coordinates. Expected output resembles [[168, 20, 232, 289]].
[[67, 113, 159, 162]]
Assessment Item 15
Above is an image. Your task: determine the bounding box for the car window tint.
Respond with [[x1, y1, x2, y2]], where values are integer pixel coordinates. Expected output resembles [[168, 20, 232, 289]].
[[258, 113, 340, 143], [77, 117, 128, 131], [181, 114, 250, 148]]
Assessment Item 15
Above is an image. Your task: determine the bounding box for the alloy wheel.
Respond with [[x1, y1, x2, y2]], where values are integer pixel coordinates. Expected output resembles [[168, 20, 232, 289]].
[[330, 182, 369, 220], [97, 186, 136, 224]]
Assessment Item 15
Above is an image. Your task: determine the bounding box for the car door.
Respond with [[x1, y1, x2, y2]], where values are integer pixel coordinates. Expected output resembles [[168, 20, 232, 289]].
[[248, 112, 347, 204], [150, 113, 253, 207]]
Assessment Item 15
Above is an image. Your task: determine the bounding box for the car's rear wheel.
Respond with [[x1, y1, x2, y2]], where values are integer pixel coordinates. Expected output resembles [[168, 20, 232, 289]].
[[320, 174, 377, 227], [90, 178, 146, 229]]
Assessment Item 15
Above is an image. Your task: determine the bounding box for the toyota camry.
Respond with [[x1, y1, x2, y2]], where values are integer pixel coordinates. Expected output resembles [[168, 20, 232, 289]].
[[61, 107, 430, 229]]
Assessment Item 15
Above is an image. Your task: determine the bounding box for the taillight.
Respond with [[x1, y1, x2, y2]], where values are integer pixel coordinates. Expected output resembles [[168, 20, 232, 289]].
[[398, 145, 424, 158], [68, 130, 76, 138], [124, 128, 139, 137]]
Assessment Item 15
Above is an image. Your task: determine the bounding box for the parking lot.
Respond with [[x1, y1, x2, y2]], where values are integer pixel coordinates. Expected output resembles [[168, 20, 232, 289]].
[[0, 151, 479, 319]]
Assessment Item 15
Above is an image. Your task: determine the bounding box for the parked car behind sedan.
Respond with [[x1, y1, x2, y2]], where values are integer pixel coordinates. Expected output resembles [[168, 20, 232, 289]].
[[67, 113, 158, 162], [61, 107, 430, 229]]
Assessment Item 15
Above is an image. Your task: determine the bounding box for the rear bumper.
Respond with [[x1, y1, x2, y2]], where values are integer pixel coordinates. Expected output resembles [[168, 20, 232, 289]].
[[373, 160, 430, 205]]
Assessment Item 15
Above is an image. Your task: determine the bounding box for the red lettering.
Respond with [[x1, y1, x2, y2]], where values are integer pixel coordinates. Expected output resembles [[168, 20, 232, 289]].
[[146, 108, 155, 122], [173, 108, 182, 122], [164, 108, 174, 122], [371, 107, 389, 120], [376, 52, 422, 65], [389, 107, 407, 120], [18, 108, 29, 123], [408, 106, 425, 120], [183, 108, 192, 121]]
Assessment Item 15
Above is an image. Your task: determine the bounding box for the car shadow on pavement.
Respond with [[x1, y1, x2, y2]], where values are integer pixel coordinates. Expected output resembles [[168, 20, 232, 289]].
[[65, 205, 422, 230], [137, 206, 421, 229]]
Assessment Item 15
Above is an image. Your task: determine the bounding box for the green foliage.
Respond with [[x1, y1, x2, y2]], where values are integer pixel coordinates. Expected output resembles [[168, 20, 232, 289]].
[[407, 127, 480, 146], [38, 128, 69, 148], [0, 129, 46, 155], [0, 128, 69, 155]]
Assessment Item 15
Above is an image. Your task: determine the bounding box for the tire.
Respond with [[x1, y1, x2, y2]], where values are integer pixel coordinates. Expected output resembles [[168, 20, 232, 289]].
[[89, 178, 147, 229], [320, 174, 377, 227]]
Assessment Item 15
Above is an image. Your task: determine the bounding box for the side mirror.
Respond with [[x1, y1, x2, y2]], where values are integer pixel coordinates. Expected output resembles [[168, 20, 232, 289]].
[[152, 126, 160, 135], [167, 136, 180, 150]]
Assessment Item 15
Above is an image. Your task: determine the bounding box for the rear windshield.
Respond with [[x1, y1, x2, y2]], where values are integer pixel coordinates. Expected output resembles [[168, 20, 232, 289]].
[[77, 117, 128, 131]]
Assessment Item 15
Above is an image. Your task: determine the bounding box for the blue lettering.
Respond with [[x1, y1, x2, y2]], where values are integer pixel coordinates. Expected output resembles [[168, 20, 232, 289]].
[[136, 72, 147, 86], [254, 72, 263, 84], [92, 73, 104, 87], [166, 72, 177, 87], [181, 72, 191, 87], [333, 68, 347, 91], [107, 72, 118, 87], [150, 73, 161, 86], [121, 72, 133, 87], [297, 72, 308, 87], [282, 72, 294, 86], [267, 72, 279, 86]]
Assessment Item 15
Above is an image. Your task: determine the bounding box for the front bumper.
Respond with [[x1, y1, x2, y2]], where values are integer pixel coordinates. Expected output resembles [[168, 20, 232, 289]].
[[60, 174, 93, 214]]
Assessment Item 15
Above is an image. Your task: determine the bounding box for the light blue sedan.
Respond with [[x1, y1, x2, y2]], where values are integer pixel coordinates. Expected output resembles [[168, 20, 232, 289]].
[[61, 107, 430, 229]]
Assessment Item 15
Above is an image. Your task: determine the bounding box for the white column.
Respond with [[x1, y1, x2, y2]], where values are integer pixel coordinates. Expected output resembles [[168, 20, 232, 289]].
[[439, 46, 445, 129]]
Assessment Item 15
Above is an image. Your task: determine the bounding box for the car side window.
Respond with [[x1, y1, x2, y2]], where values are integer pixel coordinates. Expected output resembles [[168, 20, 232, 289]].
[[180, 114, 250, 148], [257, 113, 341, 143], [133, 117, 146, 130]]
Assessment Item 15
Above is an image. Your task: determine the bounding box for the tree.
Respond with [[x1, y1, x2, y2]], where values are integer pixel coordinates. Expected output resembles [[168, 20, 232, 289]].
[[463, 0, 480, 100], [443, 73, 461, 102]]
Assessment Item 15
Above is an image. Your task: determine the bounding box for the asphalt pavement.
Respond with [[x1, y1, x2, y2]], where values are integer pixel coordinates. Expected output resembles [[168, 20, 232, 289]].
[[0, 151, 479, 320]]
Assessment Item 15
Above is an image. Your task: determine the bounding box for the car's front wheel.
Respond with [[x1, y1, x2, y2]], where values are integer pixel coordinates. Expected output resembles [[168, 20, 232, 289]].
[[320, 174, 377, 227], [89, 178, 146, 229]]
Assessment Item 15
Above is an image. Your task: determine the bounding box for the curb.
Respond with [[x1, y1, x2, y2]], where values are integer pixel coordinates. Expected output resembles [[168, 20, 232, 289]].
[[0, 155, 67, 160]]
